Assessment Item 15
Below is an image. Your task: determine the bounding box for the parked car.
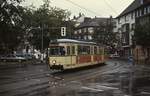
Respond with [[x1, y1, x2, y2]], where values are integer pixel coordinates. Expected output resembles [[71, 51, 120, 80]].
[[15, 53, 35, 60], [0, 54, 26, 62], [109, 54, 120, 59]]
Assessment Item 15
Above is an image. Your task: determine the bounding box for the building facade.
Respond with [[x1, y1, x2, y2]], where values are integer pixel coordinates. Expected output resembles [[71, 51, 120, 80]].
[[115, 0, 150, 58], [73, 16, 114, 44], [133, 0, 150, 63]]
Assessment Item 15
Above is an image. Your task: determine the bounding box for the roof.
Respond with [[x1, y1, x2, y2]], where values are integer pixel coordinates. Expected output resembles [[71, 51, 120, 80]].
[[56, 39, 97, 45], [76, 17, 108, 28], [117, 0, 141, 18]]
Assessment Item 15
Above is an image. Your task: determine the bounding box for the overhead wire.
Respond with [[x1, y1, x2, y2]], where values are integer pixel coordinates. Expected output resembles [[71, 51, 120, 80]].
[[65, 0, 102, 16], [103, 0, 118, 15]]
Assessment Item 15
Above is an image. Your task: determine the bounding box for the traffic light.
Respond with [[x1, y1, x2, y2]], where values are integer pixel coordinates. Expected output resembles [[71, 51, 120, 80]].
[[61, 27, 66, 36]]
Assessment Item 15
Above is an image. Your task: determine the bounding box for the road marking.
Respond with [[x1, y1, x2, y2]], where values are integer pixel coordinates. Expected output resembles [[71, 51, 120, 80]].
[[82, 86, 104, 92], [96, 85, 119, 90], [141, 91, 150, 95]]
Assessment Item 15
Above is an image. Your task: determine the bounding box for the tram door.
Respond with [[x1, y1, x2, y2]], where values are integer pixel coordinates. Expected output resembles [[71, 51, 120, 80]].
[[66, 45, 76, 68]]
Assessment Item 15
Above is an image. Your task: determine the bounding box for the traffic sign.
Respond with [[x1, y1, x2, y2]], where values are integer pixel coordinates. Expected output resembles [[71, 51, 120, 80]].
[[61, 27, 66, 36]]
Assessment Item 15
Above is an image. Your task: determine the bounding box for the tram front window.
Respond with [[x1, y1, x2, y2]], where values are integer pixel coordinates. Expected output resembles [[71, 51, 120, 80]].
[[49, 46, 65, 56]]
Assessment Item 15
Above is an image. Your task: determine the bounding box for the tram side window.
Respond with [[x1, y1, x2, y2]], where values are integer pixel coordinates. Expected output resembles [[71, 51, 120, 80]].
[[72, 46, 75, 55], [91, 46, 94, 54], [97, 47, 99, 54], [104, 49, 108, 55], [94, 47, 97, 54], [60, 47, 66, 55], [49, 48, 59, 55], [78, 46, 90, 55], [49, 46, 66, 55], [99, 48, 103, 55], [67, 46, 70, 55]]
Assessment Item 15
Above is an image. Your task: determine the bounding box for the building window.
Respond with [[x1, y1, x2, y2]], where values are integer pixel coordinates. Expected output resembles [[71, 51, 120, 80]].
[[131, 23, 135, 30], [124, 15, 126, 22], [88, 35, 92, 40], [144, 7, 148, 15], [135, 11, 137, 17], [118, 18, 121, 24], [74, 31, 77, 34], [125, 15, 129, 21], [140, 0, 144, 4], [138, 10, 141, 17], [148, 6, 150, 13], [84, 36, 87, 40], [88, 27, 94, 34], [84, 28, 87, 33], [135, 10, 138, 18], [131, 12, 134, 19], [139, 9, 142, 16], [78, 36, 81, 39], [78, 29, 82, 34]]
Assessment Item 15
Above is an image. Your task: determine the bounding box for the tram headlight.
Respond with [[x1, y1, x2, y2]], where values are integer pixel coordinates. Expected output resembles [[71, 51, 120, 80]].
[[52, 60, 56, 64]]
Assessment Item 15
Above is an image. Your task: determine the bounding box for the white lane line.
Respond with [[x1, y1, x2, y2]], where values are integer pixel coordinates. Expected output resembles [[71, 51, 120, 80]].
[[141, 91, 150, 95], [96, 85, 119, 90], [82, 86, 104, 92]]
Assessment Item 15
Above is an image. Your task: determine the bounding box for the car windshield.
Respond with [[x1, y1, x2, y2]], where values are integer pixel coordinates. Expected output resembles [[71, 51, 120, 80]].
[[49, 46, 65, 56]]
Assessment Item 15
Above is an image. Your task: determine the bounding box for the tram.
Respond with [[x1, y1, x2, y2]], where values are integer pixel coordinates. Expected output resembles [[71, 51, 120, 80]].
[[48, 39, 108, 70]]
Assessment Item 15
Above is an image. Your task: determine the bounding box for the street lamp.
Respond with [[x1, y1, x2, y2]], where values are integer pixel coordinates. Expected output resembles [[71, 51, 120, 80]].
[[27, 26, 44, 60], [128, 55, 134, 96], [41, 25, 44, 53]]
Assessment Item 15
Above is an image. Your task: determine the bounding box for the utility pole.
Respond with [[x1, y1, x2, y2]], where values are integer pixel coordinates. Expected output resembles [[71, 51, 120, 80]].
[[129, 56, 134, 96], [61, 27, 66, 37], [40, 24, 44, 62], [41, 25, 44, 53]]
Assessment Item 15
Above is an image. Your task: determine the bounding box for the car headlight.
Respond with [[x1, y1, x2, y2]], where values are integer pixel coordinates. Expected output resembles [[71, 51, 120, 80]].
[[52, 60, 56, 64]]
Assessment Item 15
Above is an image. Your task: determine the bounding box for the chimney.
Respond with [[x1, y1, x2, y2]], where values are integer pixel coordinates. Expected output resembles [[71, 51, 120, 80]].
[[140, 0, 144, 4], [141, 0, 150, 4], [84, 17, 91, 22]]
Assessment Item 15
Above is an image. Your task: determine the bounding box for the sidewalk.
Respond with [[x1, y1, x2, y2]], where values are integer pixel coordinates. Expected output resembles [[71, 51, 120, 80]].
[[0, 60, 46, 69]]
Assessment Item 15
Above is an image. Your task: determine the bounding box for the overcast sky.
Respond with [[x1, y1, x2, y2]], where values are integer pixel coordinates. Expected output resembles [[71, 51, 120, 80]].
[[22, 0, 134, 18]]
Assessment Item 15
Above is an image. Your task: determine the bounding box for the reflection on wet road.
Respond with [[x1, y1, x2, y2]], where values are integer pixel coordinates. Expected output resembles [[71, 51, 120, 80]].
[[1, 59, 150, 96]]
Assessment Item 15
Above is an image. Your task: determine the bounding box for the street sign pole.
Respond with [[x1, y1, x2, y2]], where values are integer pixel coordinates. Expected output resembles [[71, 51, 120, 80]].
[[128, 56, 134, 96], [61, 27, 66, 37]]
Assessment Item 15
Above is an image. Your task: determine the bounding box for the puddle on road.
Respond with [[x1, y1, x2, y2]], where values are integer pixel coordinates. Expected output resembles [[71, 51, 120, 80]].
[[48, 80, 125, 96], [47, 64, 150, 96], [47, 71, 129, 95]]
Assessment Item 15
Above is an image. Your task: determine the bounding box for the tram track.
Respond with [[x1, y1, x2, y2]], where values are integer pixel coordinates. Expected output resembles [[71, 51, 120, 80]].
[[0, 60, 130, 96], [49, 60, 128, 87]]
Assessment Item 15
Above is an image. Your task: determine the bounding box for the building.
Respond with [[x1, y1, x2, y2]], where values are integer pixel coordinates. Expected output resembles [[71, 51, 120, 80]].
[[115, 0, 150, 58], [133, 0, 150, 63], [73, 16, 114, 44], [135, 0, 150, 25]]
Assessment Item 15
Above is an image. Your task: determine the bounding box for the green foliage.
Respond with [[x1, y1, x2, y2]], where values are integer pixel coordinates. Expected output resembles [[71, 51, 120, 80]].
[[134, 23, 150, 46], [0, 0, 23, 54], [93, 22, 117, 46], [0, 0, 71, 54], [23, 1, 71, 50]]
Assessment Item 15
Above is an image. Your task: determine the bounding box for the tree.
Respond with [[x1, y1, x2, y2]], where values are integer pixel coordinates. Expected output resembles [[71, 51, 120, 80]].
[[0, 0, 24, 54], [0, 0, 71, 54], [134, 23, 150, 47], [25, 1, 71, 50], [93, 19, 117, 46]]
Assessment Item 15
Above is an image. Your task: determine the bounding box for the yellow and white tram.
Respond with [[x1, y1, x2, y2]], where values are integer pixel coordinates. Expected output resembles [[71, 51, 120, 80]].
[[48, 39, 108, 70]]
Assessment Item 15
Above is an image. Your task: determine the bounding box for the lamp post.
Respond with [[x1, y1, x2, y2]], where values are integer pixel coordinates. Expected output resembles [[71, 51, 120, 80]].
[[40, 24, 44, 62], [128, 35, 136, 96], [27, 26, 44, 60], [128, 55, 134, 96], [41, 25, 44, 53]]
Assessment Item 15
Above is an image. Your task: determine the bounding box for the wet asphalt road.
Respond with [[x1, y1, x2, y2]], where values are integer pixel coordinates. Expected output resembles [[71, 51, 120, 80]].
[[0, 59, 150, 96]]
